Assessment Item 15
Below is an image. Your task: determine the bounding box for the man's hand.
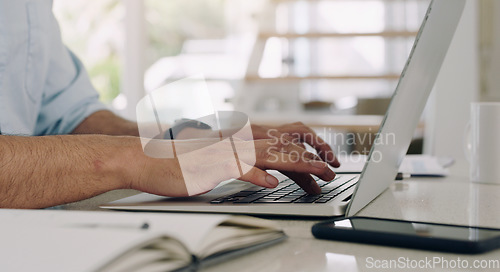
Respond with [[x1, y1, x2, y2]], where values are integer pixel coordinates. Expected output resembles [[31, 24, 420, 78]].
[[1, 111, 340, 208], [143, 121, 341, 195], [250, 122, 340, 194], [131, 137, 335, 197], [251, 122, 340, 167]]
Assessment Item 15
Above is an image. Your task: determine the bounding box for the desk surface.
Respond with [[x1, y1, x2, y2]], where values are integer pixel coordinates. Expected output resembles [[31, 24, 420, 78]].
[[60, 173, 500, 272]]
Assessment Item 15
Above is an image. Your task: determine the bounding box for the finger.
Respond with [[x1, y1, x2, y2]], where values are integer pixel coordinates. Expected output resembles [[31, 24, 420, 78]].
[[234, 139, 335, 181], [252, 139, 318, 160], [268, 141, 326, 167], [254, 150, 336, 181], [266, 129, 302, 146], [280, 142, 323, 162], [280, 171, 321, 195], [238, 163, 279, 188], [281, 122, 340, 167], [281, 150, 336, 181]]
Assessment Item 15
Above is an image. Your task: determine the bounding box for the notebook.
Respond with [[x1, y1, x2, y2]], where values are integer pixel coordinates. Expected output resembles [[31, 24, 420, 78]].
[[0, 209, 286, 272], [102, 0, 466, 217]]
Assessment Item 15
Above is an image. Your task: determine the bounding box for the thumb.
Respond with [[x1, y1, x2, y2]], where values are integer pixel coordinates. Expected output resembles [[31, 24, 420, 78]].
[[238, 162, 279, 188]]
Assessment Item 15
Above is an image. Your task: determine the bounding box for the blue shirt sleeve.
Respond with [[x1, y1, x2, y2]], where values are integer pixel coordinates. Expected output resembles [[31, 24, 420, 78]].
[[0, 0, 108, 136], [35, 48, 108, 136]]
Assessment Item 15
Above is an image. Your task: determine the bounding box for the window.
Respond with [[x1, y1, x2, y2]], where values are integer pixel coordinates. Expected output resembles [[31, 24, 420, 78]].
[[53, 0, 123, 103], [54, 0, 430, 116], [250, 0, 431, 106]]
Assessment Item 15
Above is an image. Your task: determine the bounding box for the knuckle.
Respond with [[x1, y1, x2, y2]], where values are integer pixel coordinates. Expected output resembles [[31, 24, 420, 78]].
[[270, 140, 284, 150], [265, 144, 279, 154], [246, 169, 259, 181], [283, 135, 295, 143]]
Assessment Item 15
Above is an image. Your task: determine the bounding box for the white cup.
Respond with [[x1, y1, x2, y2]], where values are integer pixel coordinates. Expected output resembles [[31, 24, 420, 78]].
[[469, 102, 500, 184]]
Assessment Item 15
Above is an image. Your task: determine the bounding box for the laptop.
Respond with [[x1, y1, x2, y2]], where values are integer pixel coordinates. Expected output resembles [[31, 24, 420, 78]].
[[102, 0, 466, 217]]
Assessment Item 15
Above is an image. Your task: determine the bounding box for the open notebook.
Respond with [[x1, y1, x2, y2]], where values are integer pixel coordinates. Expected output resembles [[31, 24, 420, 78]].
[[0, 210, 286, 272]]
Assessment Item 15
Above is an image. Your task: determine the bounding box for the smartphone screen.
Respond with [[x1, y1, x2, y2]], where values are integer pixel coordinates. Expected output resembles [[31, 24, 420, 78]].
[[331, 218, 500, 242]]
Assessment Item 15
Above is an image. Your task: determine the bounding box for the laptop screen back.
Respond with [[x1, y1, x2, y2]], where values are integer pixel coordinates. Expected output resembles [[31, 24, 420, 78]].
[[346, 0, 466, 216]]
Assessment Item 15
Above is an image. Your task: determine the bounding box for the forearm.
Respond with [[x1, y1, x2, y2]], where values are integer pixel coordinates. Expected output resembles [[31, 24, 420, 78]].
[[72, 110, 139, 136], [0, 135, 144, 208]]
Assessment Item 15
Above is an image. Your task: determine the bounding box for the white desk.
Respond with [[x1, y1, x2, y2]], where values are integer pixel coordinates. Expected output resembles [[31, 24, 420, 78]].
[[62, 172, 500, 271], [200, 175, 500, 272]]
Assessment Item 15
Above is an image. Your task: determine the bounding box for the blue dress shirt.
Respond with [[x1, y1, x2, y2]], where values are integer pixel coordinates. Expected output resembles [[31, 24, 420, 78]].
[[0, 0, 108, 136]]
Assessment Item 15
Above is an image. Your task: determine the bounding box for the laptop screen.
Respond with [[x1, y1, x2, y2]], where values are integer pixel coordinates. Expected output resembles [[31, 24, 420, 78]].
[[346, 0, 466, 216]]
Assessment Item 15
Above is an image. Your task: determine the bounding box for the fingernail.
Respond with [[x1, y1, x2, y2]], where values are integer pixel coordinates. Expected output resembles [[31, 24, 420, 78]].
[[333, 159, 341, 168], [265, 175, 279, 187], [310, 160, 328, 168]]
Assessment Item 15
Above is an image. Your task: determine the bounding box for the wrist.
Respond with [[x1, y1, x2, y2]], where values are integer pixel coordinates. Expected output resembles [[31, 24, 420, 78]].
[[110, 136, 148, 190], [115, 136, 188, 196]]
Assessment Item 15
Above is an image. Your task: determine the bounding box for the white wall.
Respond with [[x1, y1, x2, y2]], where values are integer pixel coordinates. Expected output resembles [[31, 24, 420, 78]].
[[424, 0, 479, 177]]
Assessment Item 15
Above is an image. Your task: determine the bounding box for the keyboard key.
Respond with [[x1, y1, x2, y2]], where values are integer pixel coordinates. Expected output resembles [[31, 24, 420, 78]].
[[269, 191, 290, 196], [240, 187, 263, 193], [259, 196, 280, 201], [294, 195, 323, 203], [210, 198, 225, 204], [253, 199, 297, 203], [230, 191, 256, 197], [233, 194, 267, 203], [321, 183, 341, 191], [209, 175, 358, 205], [316, 181, 328, 186], [276, 195, 302, 202]]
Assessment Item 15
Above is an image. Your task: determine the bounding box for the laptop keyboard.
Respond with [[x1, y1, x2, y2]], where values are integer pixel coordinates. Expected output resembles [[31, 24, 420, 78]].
[[210, 175, 358, 204]]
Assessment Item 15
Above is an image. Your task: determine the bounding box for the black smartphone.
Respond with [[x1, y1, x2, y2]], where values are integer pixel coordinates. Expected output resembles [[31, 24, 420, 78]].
[[312, 217, 500, 254]]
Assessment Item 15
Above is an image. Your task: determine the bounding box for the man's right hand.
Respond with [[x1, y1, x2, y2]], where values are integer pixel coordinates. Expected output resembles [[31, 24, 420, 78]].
[[129, 137, 335, 197]]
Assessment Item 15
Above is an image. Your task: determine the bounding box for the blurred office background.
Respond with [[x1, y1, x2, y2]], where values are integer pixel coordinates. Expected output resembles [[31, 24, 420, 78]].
[[53, 0, 493, 171]]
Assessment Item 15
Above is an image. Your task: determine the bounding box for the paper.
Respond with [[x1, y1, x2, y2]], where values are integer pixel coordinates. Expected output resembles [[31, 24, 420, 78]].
[[0, 209, 231, 252], [334, 154, 451, 177], [0, 209, 285, 272]]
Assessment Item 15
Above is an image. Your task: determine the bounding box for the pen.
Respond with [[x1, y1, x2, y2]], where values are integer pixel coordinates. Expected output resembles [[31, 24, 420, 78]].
[[67, 222, 150, 230]]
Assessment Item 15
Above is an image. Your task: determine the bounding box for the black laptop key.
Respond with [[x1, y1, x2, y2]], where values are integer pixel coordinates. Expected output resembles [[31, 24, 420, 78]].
[[229, 191, 255, 198], [288, 192, 306, 197], [259, 196, 280, 201], [240, 186, 263, 193], [277, 195, 302, 202], [294, 195, 323, 203], [210, 175, 357, 205], [265, 194, 284, 200], [233, 194, 267, 203], [316, 181, 328, 187], [253, 198, 296, 203], [210, 198, 225, 204], [269, 191, 290, 196]]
